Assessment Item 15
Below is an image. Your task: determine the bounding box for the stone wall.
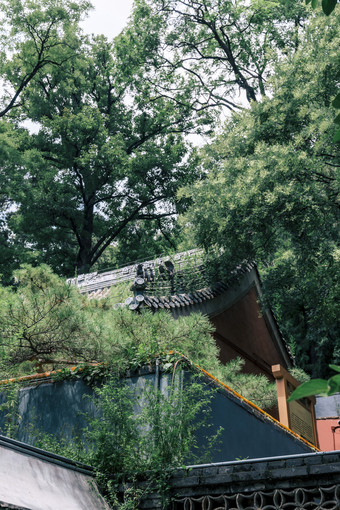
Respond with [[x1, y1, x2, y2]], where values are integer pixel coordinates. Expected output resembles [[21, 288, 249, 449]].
[[0, 370, 315, 461]]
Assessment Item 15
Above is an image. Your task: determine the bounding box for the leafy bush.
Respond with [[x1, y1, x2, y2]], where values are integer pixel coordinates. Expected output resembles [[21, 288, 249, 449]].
[[86, 374, 220, 476], [28, 372, 221, 508], [289, 365, 340, 401]]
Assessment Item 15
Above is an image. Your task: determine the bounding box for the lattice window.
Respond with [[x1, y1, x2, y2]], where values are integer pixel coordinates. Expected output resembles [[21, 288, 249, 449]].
[[172, 485, 340, 509]]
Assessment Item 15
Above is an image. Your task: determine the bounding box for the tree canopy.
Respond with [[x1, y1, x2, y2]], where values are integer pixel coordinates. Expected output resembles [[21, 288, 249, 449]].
[[1, 29, 203, 277], [181, 11, 340, 377], [0, 0, 90, 118], [0, 0, 90, 280]]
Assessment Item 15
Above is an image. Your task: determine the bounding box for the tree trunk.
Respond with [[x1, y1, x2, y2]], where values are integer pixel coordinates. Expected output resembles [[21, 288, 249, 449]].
[[75, 201, 94, 275]]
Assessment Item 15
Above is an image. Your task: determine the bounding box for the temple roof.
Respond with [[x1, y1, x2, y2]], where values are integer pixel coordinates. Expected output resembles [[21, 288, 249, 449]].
[[68, 249, 256, 309], [69, 250, 293, 368], [67, 249, 203, 298]]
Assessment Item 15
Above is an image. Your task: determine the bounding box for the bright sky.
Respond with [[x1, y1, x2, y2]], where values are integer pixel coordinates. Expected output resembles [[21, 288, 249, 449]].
[[81, 0, 134, 39]]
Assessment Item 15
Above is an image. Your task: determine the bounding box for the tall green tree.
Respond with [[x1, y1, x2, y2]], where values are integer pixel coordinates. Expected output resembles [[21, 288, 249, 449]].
[[0, 0, 91, 281], [5, 31, 202, 276], [181, 12, 340, 377]]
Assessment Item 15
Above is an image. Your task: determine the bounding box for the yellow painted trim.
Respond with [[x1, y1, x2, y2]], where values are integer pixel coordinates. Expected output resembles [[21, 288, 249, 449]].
[[194, 363, 319, 451], [0, 364, 97, 386]]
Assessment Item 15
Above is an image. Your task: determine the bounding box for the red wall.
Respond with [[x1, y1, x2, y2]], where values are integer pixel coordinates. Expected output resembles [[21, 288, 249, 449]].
[[317, 419, 340, 451]]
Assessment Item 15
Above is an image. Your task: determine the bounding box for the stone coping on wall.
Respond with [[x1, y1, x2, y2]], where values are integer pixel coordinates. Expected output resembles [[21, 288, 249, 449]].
[[171, 450, 340, 495]]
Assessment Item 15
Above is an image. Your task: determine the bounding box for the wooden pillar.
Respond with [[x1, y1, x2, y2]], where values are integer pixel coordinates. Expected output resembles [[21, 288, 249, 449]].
[[272, 364, 319, 447]]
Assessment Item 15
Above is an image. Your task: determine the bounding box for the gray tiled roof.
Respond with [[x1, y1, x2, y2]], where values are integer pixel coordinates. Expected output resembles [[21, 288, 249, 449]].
[[67, 249, 202, 298], [69, 250, 256, 311], [69, 251, 293, 366]]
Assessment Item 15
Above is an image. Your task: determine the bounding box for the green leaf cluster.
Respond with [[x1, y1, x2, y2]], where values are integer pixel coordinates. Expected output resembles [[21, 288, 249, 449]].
[[288, 364, 340, 400], [306, 0, 338, 16], [0, 0, 91, 118], [85, 375, 220, 478], [0, 264, 106, 377], [332, 93, 340, 143], [129, 0, 309, 110]]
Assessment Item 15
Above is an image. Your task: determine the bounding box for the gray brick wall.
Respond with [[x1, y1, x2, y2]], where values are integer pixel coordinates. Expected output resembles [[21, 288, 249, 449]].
[[136, 451, 340, 509]]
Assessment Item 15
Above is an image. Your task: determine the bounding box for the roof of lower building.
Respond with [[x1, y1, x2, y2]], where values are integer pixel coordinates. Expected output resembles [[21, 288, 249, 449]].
[[0, 435, 109, 510]]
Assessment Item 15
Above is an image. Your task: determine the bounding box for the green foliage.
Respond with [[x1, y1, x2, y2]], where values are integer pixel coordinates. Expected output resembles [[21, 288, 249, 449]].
[[0, 265, 106, 376], [181, 12, 340, 377], [288, 365, 340, 400], [305, 0, 339, 141], [332, 93, 340, 143], [128, 0, 309, 110], [0, 384, 20, 438], [0, 0, 90, 280], [82, 373, 221, 505], [2, 20, 200, 277], [0, 265, 276, 409], [219, 358, 277, 409], [306, 0, 338, 15], [28, 427, 86, 463], [51, 364, 112, 385], [289, 367, 311, 384], [92, 219, 182, 273], [0, 0, 90, 117], [322, 0, 337, 15], [107, 281, 132, 305]]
